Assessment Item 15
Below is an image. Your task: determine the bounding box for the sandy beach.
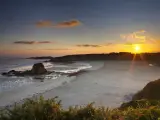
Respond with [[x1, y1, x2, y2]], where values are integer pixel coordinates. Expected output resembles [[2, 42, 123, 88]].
[[39, 61, 160, 108], [1, 61, 160, 109]]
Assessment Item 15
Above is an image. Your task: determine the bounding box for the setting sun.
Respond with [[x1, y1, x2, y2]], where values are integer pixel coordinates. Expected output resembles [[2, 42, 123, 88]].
[[133, 45, 141, 53]]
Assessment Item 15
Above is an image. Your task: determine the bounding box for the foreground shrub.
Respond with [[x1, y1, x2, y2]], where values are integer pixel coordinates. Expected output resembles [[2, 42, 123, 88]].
[[1, 97, 160, 120]]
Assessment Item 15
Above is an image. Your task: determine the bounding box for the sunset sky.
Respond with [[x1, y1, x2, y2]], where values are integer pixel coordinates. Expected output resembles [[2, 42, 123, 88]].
[[0, 0, 160, 57]]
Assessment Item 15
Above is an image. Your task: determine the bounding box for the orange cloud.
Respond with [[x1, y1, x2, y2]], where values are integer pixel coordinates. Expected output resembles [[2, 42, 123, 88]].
[[36, 20, 81, 28], [36, 20, 52, 27], [14, 41, 52, 44]]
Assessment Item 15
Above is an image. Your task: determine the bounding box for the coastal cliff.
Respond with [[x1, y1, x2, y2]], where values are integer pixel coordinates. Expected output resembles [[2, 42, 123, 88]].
[[133, 79, 160, 100]]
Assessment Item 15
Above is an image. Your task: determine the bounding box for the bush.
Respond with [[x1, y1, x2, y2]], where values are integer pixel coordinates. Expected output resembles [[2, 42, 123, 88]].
[[1, 97, 160, 120]]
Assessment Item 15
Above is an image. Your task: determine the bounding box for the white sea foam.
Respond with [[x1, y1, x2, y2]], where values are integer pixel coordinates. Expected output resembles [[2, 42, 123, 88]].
[[12, 62, 92, 74], [0, 78, 33, 92], [0, 75, 76, 107], [39, 61, 160, 108], [12, 62, 54, 71], [1, 61, 160, 108], [0, 60, 92, 107]]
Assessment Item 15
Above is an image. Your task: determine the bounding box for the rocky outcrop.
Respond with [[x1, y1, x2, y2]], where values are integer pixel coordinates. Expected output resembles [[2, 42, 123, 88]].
[[31, 63, 47, 75], [133, 79, 160, 100], [1, 63, 47, 76], [2, 70, 31, 76]]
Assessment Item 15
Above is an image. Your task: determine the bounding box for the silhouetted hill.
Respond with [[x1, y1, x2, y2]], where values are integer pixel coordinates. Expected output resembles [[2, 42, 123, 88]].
[[49, 52, 160, 63], [28, 52, 160, 64]]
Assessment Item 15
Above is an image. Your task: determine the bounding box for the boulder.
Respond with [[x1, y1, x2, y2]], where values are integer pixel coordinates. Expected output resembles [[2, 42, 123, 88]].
[[8, 70, 16, 74], [1, 63, 47, 76], [31, 63, 47, 75], [1, 72, 8, 76], [133, 79, 160, 100], [2, 70, 21, 76]]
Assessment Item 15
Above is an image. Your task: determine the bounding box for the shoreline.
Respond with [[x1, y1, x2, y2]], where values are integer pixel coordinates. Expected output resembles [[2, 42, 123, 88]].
[[0, 75, 77, 110], [0, 69, 91, 110], [0, 70, 92, 110], [1, 61, 160, 110]]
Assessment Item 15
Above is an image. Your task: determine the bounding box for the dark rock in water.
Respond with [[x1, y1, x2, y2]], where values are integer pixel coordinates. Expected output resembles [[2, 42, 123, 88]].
[[31, 63, 47, 75], [1, 72, 7, 76], [133, 79, 160, 100], [8, 70, 16, 74], [1, 70, 21, 76], [1, 63, 47, 76]]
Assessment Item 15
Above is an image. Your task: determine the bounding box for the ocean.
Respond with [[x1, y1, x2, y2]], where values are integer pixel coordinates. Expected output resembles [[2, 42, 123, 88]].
[[0, 57, 92, 107], [0, 58, 160, 108]]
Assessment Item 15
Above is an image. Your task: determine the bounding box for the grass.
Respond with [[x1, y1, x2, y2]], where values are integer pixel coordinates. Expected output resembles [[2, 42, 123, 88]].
[[1, 96, 160, 120]]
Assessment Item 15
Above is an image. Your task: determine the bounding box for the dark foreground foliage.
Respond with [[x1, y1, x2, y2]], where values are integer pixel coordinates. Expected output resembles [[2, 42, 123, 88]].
[[1, 97, 160, 120]]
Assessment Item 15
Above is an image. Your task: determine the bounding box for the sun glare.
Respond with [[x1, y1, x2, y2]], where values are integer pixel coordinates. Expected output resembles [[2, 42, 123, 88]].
[[133, 45, 141, 53]]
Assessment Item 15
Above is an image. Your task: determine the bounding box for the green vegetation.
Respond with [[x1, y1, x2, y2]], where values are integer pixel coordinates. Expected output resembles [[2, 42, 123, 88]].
[[1, 97, 160, 120]]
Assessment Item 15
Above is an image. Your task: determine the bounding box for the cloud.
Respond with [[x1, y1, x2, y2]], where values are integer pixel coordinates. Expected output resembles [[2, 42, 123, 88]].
[[76, 44, 101, 47], [120, 30, 157, 44], [38, 41, 51, 44], [14, 41, 36, 44], [36, 20, 81, 28], [14, 41, 52, 45], [36, 20, 52, 27], [44, 48, 71, 51], [56, 20, 81, 28], [124, 42, 145, 46]]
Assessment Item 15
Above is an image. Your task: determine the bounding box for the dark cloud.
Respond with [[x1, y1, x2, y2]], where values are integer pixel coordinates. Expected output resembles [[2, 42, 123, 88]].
[[14, 41, 36, 44], [36, 20, 81, 28], [38, 41, 51, 44], [56, 20, 81, 28], [76, 44, 101, 47], [13, 41, 52, 44]]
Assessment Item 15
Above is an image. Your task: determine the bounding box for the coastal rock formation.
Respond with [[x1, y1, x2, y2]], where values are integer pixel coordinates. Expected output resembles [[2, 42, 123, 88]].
[[133, 79, 160, 100], [1, 63, 47, 76], [31, 63, 47, 75]]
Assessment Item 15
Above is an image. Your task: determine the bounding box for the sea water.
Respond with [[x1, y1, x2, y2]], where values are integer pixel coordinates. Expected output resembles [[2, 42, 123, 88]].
[[0, 57, 92, 107], [0, 58, 160, 108]]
